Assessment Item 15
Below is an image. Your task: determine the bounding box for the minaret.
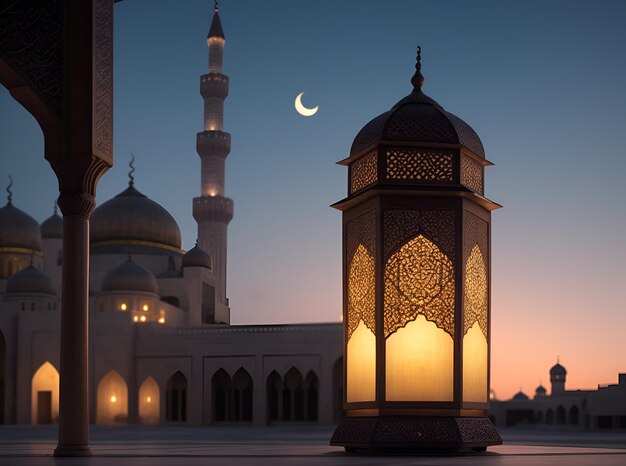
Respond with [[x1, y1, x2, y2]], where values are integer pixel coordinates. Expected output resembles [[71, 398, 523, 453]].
[[193, 1, 233, 311]]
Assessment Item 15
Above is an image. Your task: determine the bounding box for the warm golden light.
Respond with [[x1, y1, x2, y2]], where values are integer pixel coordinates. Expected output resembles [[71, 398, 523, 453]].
[[138, 376, 160, 425], [347, 244, 376, 402], [158, 310, 165, 324], [384, 235, 455, 401], [386, 315, 454, 401], [31, 362, 60, 425], [347, 320, 376, 402], [463, 245, 488, 402], [97, 371, 128, 425], [133, 316, 139, 322], [120, 303, 127, 311], [140, 315, 146, 322], [142, 304, 149, 312], [158, 317, 165, 324]]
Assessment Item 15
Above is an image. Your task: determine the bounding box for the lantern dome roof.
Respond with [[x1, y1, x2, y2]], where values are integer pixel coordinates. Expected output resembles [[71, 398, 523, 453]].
[[535, 384, 547, 396], [182, 242, 212, 269], [512, 390, 529, 401], [550, 363, 567, 376], [101, 258, 158, 295], [6, 265, 55, 296], [350, 48, 484, 158]]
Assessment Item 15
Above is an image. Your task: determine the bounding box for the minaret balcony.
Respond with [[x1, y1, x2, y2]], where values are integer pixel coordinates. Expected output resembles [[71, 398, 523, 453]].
[[193, 195, 234, 224], [196, 130, 231, 158], [200, 73, 229, 99]]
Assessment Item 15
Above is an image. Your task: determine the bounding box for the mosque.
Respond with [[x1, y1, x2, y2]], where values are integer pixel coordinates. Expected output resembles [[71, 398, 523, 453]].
[[0, 5, 342, 427], [489, 362, 626, 430]]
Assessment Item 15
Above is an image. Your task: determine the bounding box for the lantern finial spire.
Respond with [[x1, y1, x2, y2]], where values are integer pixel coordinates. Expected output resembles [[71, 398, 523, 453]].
[[411, 45, 425, 91], [128, 153, 135, 187]]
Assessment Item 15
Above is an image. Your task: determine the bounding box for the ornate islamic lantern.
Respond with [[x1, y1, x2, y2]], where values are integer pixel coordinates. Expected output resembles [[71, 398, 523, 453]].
[[331, 47, 502, 452]]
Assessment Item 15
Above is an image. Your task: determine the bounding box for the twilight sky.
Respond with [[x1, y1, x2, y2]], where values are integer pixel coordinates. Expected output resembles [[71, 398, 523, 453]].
[[1, 0, 626, 400]]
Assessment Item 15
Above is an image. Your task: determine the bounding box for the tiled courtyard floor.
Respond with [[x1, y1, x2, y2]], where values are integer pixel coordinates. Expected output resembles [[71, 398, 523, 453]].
[[1, 426, 625, 465]]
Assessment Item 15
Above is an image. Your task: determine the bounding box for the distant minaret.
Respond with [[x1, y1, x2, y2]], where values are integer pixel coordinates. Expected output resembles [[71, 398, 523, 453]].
[[193, 1, 233, 309]]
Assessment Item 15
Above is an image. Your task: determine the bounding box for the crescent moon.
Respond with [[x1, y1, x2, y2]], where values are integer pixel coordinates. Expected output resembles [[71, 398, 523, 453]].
[[295, 92, 319, 117]]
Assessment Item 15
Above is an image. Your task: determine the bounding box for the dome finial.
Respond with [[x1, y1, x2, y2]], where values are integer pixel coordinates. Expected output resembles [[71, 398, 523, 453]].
[[214, 0, 219, 13], [411, 45, 425, 91], [53, 200, 58, 216], [128, 153, 136, 187], [6, 175, 13, 205], [195, 238, 199, 246]]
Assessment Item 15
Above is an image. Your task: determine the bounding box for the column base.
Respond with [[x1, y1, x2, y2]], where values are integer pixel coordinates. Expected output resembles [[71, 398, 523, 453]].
[[54, 444, 93, 457], [330, 416, 501, 453]]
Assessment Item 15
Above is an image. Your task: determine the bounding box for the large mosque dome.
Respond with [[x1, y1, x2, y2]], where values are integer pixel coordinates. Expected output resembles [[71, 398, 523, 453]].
[[350, 55, 484, 158], [0, 201, 42, 253], [91, 184, 182, 254], [41, 209, 63, 239]]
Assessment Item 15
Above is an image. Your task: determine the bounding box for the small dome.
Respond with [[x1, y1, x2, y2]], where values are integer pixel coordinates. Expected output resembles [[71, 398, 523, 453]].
[[41, 212, 63, 239], [350, 55, 484, 158], [513, 390, 529, 401], [535, 384, 547, 397], [0, 202, 42, 252], [101, 258, 158, 295], [182, 242, 211, 269], [550, 363, 567, 376], [91, 185, 181, 253], [6, 265, 55, 296]]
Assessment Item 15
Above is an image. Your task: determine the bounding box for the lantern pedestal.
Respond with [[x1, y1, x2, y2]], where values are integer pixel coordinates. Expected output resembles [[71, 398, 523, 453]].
[[331, 416, 501, 453]]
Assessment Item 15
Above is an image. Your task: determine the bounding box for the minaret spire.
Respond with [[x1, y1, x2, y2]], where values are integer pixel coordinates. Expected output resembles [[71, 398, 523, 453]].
[[6, 175, 13, 206], [128, 153, 136, 187], [193, 3, 233, 323]]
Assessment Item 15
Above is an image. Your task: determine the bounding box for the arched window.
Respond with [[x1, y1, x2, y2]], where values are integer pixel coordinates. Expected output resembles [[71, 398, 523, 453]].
[[212, 369, 230, 422], [266, 368, 317, 423], [569, 406, 579, 425], [96, 370, 128, 425], [138, 377, 160, 425], [166, 371, 187, 422], [266, 371, 282, 422], [232, 368, 253, 422], [556, 405, 566, 424], [304, 371, 318, 422], [31, 361, 59, 425], [535, 411, 543, 423], [284, 367, 303, 421], [546, 409, 554, 425]]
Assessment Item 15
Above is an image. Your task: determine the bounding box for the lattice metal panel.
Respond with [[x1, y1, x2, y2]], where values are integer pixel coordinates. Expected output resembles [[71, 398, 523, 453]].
[[382, 105, 458, 144], [384, 235, 455, 338], [444, 111, 485, 158], [350, 110, 392, 155], [350, 152, 378, 193], [461, 155, 484, 194], [383, 210, 456, 338], [386, 149, 453, 182], [346, 211, 376, 339], [463, 212, 489, 337]]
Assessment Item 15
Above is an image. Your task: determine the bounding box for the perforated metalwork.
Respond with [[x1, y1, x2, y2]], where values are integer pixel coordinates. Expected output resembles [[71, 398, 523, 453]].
[[461, 155, 484, 194], [444, 111, 485, 158], [384, 235, 455, 338], [383, 210, 455, 261], [386, 150, 453, 182], [346, 211, 376, 338], [350, 152, 377, 193], [383, 105, 458, 143], [464, 245, 487, 337], [350, 110, 392, 155], [463, 212, 489, 336]]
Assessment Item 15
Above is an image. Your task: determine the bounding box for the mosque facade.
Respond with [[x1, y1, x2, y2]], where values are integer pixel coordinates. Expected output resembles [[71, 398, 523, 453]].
[[489, 362, 626, 430], [0, 6, 342, 427]]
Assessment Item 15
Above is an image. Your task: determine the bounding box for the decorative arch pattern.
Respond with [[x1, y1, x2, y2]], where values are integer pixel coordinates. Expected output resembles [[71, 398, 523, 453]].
[[266, 368, 318, 422], [96, 370, 128, 425], [212, 368, 253, 422], [138, 376, 160, 425], [31, 361, 59, 425], [166, 371, 187, 422]]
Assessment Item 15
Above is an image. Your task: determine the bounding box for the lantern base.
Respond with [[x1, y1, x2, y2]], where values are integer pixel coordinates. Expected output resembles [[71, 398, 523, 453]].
[[331, 416, 501, 453]]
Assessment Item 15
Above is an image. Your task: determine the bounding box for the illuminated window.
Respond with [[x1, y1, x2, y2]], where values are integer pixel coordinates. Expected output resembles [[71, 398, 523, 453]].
[[96, 370, 128, 425], [142, 304, 149, 312], [138, 377, 160, 425], [31, 362, 59, 425], [158, 310, 165, 324], [120, 303, 127, 311], [346, 244, 376, 402], [384, 235, 455, 401], [140, 315, 146, 322], [463, 243, 488, 403], [133, 316, 139, 323]]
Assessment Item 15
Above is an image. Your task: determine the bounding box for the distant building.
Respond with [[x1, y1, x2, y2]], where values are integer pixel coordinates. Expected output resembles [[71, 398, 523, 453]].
[[489, 362, 626, 430]]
